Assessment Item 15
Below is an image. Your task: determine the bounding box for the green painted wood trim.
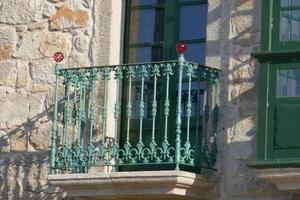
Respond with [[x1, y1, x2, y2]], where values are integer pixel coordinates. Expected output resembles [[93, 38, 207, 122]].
[[252, 51, 300, 61], [260, 0, 272, 51], [123, 0, 131, 63], [256, 63, 270, 160], [248, 159, 300, 168], [128, 42, 164, 47], [130, 4, 164, 10], [179, 0, 207, 6], [261, 0, 300, 51]]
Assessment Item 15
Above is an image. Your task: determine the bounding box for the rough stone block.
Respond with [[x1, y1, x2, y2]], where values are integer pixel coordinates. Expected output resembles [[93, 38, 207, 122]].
[[0, 93, 45, 129], [16, 61, 29, 89], [0, 60, 17, 87], [14, 31, 71, 60], [0, 0, 47, 24], [0, 26, 15, 61], [49, 5, 89, 30], [10, 130, 27, 152], [29, 60, 56, 83], [30, 121, 52, 150]]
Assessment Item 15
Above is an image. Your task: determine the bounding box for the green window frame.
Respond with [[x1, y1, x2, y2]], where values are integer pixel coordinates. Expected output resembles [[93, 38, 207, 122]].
[[123, 0, 208, 63], [268, 0, 300, 51], [253, 0, 300, 167]]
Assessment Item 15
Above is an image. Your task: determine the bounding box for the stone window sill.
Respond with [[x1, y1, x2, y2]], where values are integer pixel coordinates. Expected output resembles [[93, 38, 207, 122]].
[[255, 168, 300, 193]]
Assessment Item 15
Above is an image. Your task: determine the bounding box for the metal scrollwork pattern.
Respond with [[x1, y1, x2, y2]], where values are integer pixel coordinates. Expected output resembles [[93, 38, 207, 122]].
[[51, 61, 220, 173]]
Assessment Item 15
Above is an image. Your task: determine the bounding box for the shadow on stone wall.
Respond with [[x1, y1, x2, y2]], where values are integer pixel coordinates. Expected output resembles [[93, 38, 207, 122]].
[[0, 151, 65, 200], [0, 100, 66, 200]]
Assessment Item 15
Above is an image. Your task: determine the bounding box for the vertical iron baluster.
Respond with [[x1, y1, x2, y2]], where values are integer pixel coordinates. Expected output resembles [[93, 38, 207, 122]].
[[195, 68, 202, 167], [137, 65, 147, 159], [112, 67, 123, 169], [89, 69, 97, 146], [162, 63, 173, 160], [183, 63, 194, 164], [98, 68, 110, 165], [176, 55, 185, 170], [51, 64, 61, 174], [210, 73, 219, 168], [77, 69, 85, 149], [202, 69, 211, 168], [71, 80, 78, 147], [185, 64, 193, 143], [82, 79, 87, 147], [149, 64, 160, 159], [101, 68, 110, 144], [124, 66, 135, 161], [63, 73, 71, 147]]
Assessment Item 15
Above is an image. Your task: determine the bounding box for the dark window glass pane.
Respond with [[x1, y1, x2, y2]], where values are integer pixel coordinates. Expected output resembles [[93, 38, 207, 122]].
[[277, 68, 300, 96], [184, 43, 206, 64], [281, 0, 300, 7], [280, 10, 300, 41], [128, 47, 163, 63], [129, 9, 164, 44], [180, 79, 205, 117], [131, 0, 164, 6], [179, 4, 207, 40]]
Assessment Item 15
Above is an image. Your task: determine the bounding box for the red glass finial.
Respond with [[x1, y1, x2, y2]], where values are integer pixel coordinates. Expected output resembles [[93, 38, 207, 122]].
[[54, 52, 64, 63], [176, 42, 187, 54]]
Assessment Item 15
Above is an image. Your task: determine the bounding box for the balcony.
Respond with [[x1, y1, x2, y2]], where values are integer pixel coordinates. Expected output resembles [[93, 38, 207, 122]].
[[48, 52, 220, 199]]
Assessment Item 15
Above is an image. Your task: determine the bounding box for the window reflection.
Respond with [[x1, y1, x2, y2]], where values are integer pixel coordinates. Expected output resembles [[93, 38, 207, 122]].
[[277, 69, 300, 96], [281, 0, 300, 7], [184, 43, 206, 64], [281, 10, 300, 41], [179, 4, 207, 40], [129, 9, 164, 44], [128, 47, 163, 63]]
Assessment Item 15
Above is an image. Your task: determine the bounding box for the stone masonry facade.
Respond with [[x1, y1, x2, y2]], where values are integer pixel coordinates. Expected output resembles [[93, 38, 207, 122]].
[[0, 0, 299, 199], [0, 0, 122, 199]]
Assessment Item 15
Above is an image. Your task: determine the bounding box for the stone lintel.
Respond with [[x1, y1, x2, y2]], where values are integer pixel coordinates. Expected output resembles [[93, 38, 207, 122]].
[[48, 170, 217, 200], [257, 168, 300, 193]]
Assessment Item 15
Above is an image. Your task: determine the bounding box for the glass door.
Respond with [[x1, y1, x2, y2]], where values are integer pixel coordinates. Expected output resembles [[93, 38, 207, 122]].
[[120, 0, 208, 170]]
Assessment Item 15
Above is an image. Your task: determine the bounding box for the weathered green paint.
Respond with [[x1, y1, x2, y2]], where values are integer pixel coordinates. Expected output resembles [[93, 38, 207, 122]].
[[175, 54, 184, 170], [162, 63, 173, 154], [50, 64, 61, 174], [150, 64, 160, 156], [63, 74, 71, 146]]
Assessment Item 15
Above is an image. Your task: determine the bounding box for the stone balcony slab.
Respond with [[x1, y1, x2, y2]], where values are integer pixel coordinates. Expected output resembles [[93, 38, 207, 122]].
[[48, 170, 217, 200]]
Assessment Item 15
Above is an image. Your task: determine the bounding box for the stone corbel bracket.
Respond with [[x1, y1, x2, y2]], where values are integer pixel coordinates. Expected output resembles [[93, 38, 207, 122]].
[[48, 170, 218, 200]]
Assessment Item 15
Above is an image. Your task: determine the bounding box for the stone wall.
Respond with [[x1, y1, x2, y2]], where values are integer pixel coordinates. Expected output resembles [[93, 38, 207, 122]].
[[205, 0, 299, 199], [0, 0, 123, 199], [1, 0, 300, 199]]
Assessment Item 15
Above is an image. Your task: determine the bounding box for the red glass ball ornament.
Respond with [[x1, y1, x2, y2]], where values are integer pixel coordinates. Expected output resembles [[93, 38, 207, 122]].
[[54, 52, 64, 63], [176, 42, 187, 54]]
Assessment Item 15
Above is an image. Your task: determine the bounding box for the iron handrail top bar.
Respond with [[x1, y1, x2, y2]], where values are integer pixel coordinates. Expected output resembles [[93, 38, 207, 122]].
[[57, 60, 221, 72]]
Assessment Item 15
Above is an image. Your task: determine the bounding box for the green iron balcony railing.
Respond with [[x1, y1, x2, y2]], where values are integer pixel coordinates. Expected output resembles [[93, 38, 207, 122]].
[[50, 46, 220, 174]]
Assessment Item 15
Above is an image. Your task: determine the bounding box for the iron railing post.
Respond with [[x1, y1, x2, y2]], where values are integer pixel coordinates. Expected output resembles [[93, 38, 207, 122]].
[[50, 64, 61, 174], [175, 44, 186, 170]]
